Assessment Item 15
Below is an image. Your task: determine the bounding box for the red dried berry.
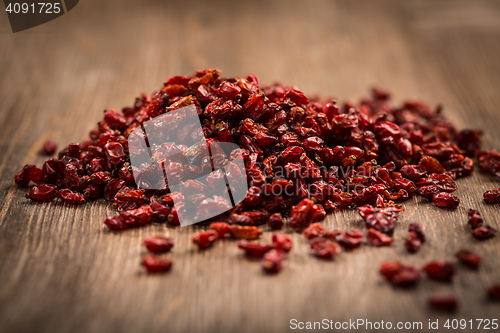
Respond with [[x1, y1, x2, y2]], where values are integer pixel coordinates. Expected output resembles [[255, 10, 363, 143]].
[[366, 228, 393, 246], [143, 236, 174, 253], [466, 209, 483, 230], [192, 230, 218, 250], [14, 165, 42, 187], [104, 216, 126, 231], [423, 261, 455, 282], [303, 223, 324, 239], [336, 230, 363, 249], [379, 261, 420, 288], [433, 192, 459, 210], [58, 189, 85, 205], [455, 249, 481, 269], [27, 185, 58, 202], [309, 237, 341, 259], [484, 188, 500, 204], [389, 266, 421, 288], [41, 140, 58, 156], [428, 295, 458, 312], [243, 186, 262, 207], [405, 232, 421, 253], [119, 205, 153, 227], [268, 213, 284, 230], [364, 212, 395, 234], [418, 156, 445, 174], [261, 249, 286, 274], [230, 225, 262, 240], [142, 255, 173, 273], [237, 240, 272, 257], [408, 222, 425, 243], [209, 222, 232, 238], [418, 185, 440, 200], [472, 225, 497, 240], [290, 198, 325, 231], [272, 233, 293, 253]]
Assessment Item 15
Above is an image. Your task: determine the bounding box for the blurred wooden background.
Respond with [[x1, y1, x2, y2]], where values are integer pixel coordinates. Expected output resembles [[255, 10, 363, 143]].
[[1, 0, 500, 332]]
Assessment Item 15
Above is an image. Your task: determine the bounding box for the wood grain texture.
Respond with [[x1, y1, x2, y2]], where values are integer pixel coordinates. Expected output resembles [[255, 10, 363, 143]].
[[1, 0, 500, 332]]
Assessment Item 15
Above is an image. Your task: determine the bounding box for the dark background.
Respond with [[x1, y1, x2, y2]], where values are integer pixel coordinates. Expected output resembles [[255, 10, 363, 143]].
[[0, 1, 499, 332]]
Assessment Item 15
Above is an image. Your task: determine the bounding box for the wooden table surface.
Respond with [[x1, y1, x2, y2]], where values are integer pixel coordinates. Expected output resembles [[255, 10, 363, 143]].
[[1, 1, 500, 332]]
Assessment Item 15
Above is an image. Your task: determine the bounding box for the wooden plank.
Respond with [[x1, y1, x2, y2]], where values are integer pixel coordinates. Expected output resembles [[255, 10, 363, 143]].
[[1, 1, 499, 332]]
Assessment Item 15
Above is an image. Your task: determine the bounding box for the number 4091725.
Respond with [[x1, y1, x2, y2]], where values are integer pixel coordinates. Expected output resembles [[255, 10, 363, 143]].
[[5, 2, 62, 14]]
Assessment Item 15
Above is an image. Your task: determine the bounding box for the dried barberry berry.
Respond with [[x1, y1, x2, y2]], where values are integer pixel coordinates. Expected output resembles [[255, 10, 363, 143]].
[[303, 223, 324, 239], [423, 261, 455, 282], [230, 225, 262, 240], [366, 229, 393, 246], [484, 188, 500, 204], [336, 230, 363, 249], [142, 255, 173, 273], [405, 232, 421, 253], [268, 213, 284, 230], [379, 261, 420, 288], [309, 238, 341, 259], [41, 141, 58, 156], [455, 249, 481, 269], [472, 225, 497, 240], [192, 230, 218, 250], [272, 233, 293, 253], [58, 189, 85, 205], [27, 185, 58, 202], [261, 249, 286, 274], [433, 192, 459, 210], [209, 222, 232, 238], [467, 209, 483, 230], [237, 240, 272, 257], [144, 236, 174, 253]]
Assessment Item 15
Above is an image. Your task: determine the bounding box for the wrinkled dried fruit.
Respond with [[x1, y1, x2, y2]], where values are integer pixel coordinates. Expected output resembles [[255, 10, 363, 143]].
[[144, 236, 174, 253], [379, 261, 420, 288], [455, 249, 481, 269], [309, 237, 341, 259], [230, 225, 262, 240], [261, 249, 286, 273], [268, 213, 284, 230], [366, 228, 393, 246], [272, 233, 293, 253], [58, 189, 85, 205], [484, 188, 500, 204], [27, 185, 58, 202], [142, 255, 173, 273], [41, 140, 58, 156], [423, 261, 455, 282], [472, 225, 497, 240], [290, 199, 325, 231], [405, 232, 421, 253], [467, 209, 483, 230], [192, 230, 218, 250], [336, 230, 363, 249], [433, 192, 459, 210], [238, 240, 272, 257], [303, 223, 324, 239], [209, 222, 232, 238]]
